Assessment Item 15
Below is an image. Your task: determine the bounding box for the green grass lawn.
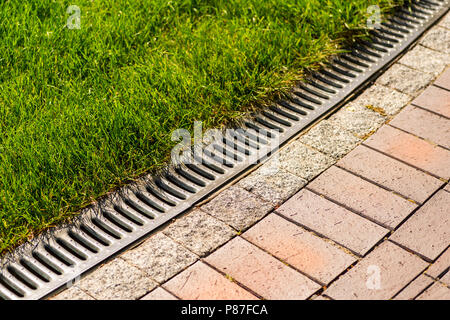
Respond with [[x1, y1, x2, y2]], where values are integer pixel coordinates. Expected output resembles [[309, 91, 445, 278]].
[[0, 0, 402, 254]]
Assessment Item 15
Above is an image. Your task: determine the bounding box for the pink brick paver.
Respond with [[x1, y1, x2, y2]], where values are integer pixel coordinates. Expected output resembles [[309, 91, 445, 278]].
[[416, 282, 450, 300], [141, 287, 178, 300], [426, 248, 450, 278], [205, 237, 321, 300], [337, 145, 443, 203], [411, 85, 450, 118], [390, 190, 450, 261], [307, 166, 417, 229], [242, 214, 356, 285], [324, 241, 428, 300], [364, 125, 450, 179], [276, 189, 388, 256], [389, 105, 450, 149], [163, 261, 257, 300], [434, 67, 450, 90], [393, 274, 434, 300]]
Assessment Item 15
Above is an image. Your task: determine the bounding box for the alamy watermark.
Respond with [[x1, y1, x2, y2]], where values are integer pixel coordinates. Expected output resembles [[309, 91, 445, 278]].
[[66, 5, 81, 30], [366, 265, 381, 290], [367, 5, 382, 30]]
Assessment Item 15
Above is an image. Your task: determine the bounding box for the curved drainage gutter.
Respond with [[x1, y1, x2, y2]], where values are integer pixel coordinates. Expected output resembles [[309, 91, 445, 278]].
[[1, 0, 449, 300]]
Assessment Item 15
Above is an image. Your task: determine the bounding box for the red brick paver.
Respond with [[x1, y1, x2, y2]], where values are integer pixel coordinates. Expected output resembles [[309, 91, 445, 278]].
[[434, 67, 450, 90], [411, 85, 450, 118], [163, 261, 257, 300], [364, 125, 450, 179], [337, 145, 443, 203], [242, 214, 356, 285], [308, 166, 417, 229], [390, 190, 450, 261], [416, 282, 450, 300], [205, 237, 321, 300], [141, 287, 178, 300], [426, 248, 450, 278], [324, 241, 428, 300], [276, 189, 388, 256], [393, 274, 434, 300], [389, 105, 450, 149]]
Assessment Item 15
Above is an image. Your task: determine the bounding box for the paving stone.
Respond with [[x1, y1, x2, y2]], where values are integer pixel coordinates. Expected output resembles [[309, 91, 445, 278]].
[[426, 248, 450, 279], [276, 189, 389, 256], [299, 120, 362, 159], [420, 27, 450, 54], [440, 270, 450, 286], [51, 286, 95, 300], [329, 103, 386, 138], [412, 85, 450, 118], [393, 274, 434, 300], [141, 287, 178, 300], [313, 295, 331, 300], [201, 186, 273, 231], [324, 241, 428, 300], [349, 84, 411, 117], [163, 209, 235, 256], [337, 145, 443, 203], [205, 237, 321, 300], [364, 125, 450, 179], [121, 233, 198, 283], [416, 282, 450, 300], [237, 163, 307, 206], [445, 184, 450, 192], [377, 63, 434, 95], [242, 214, 356, 285], [434, 67, 450, 90], [398, 45, 450, 76], [274, 141, 335, 181], [439, 11, 450, 29], [308, 166, 417, 229], [163, 261, 257, 300], [390, 190, 450, 261], [77, 258, 157, 300], [389, 105, 450, 149]]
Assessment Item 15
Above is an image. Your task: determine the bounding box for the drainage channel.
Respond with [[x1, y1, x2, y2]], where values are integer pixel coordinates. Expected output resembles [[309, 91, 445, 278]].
[[1, 0, 448, 300]]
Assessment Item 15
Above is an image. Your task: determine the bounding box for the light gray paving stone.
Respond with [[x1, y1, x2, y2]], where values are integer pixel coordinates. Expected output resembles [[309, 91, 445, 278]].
[[273, 140, 335, 181], [324, 241, 428, 300], [329, 103, 386, 138], [51, 286, 95, 300], [201, 185, 273, 231], [420, 27, 450, 54], [377, 63, 434, 95], [77, 257, 157, 300], [299, 120, 362, 160], [121, 232, 198, 283], [237, 161, 307, 205], [141, 287, 178, 300], [398, 45, 450, 76], [393, 274, 434, 300], [163, 209, 235, 256], [416, 282, 450, 300], [390, 190, 450, 261], [349, 84, 411, 117]]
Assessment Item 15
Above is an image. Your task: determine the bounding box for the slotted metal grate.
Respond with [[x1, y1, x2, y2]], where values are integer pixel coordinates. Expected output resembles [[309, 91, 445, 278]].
[[1, 0, 448, 300]]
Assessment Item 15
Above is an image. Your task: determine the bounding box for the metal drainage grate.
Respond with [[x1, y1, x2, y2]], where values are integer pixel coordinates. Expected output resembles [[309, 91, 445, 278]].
[[1, 0, 448, 300]]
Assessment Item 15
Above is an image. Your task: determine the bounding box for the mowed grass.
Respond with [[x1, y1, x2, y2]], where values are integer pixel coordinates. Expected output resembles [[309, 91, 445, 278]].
[[0, 0, 402, 254]]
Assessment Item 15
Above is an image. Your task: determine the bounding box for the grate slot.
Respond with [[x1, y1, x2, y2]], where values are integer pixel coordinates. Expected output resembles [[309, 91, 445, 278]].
[[312, 73, 344, 89], [124, 194, 158, 219], [134, 191, 168, 213], [7, 265, 39, 290], [353, 45, 382, 59], [154, 178, 188, 200], [91, 217, 124, 239], [261, 111, 293, 127], [0, 274, 25, 298], [292, 89, 323, 105], [298, 83, 330, 99], [277, 100, 308, 115], [330, 64, 358, 77], [145, 185, 178, 207], [185, 163, 216, 180], [203, 148, 235, 168], [20, 258, 51, 283], [55, 238, 89, 261], [227, 129, 261, 150], [175, 166, 208, 186], [68, 231, 100, 254], [165, 172, 198, 194], [79, 224, 112, 247], [269, 105, 300, 121], [245, 121, 276, 139], [114, 204, 146, 226], [222, 136, 251, 156], [43, 245, 75, 267], [320, 70, 351, 84], [31, 251, 64, 276]]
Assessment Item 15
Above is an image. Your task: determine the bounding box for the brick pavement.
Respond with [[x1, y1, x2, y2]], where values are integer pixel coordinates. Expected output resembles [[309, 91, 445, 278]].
[[52, 13, 450, 301]]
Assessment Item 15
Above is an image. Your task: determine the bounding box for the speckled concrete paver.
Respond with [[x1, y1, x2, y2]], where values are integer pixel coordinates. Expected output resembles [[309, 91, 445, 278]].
[[51, 18, 450, 301]]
